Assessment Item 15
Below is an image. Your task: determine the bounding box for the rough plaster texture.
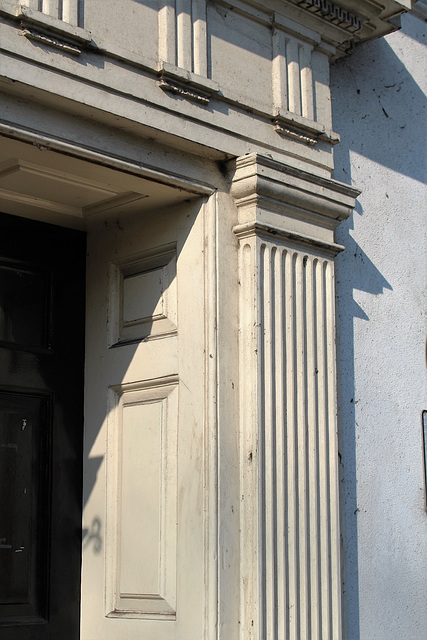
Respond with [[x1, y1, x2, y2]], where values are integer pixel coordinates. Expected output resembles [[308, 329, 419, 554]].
[[331, 11, 427, 640]]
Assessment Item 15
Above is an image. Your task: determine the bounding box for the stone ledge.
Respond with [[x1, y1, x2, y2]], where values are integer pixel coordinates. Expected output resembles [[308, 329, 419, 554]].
[[157, 63, 220, 106], [274, 110, 340, 146], [0, 3, 92, 55]]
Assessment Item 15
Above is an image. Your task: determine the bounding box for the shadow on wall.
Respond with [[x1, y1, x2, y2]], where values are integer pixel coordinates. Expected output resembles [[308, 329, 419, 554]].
[[332, 18, 426, 185], [330, 13, 426, 640], [334, 198, 392, 640]]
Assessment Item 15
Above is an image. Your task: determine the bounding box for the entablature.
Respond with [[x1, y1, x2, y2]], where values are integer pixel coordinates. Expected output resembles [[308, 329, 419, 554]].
[[0, 0, 417, 178], [286, 0, 416, 52]]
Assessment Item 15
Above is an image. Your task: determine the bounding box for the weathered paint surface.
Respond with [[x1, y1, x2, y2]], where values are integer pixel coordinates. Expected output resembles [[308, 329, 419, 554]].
[[332, 10, 427, 640]]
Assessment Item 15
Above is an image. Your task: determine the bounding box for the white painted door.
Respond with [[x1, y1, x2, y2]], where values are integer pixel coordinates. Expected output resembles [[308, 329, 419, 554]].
[[81, 199, 210, 639]]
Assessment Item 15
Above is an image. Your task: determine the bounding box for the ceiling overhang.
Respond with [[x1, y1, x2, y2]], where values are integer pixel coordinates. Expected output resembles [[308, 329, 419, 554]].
[[0, 136, 208, 230], [287, 0, 418, 55]]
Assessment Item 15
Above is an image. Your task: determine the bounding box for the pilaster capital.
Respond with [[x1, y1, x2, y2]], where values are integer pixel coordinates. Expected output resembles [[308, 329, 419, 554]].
[[228, 153, 360, 254]]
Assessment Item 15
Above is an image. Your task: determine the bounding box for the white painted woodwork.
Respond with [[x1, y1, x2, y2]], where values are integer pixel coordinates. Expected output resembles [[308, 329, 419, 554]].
[[312, 49, 332, 129], [286, 37, 301, 116], [237, 238, 341, 640], [230, 153, 359, 640], [108, 245, 177, 345], [20, 0, 39, 10], [208, 3, 273, 111], [106, 379, 178, 618], [300, 44, 314, 121], [81, 195, 218, 639], [192, 0, 207, 76], [1, 0, 412, 177], [176, 0, 192, 70], [0, 138, 206, 229], [271, 22, 325, 130]]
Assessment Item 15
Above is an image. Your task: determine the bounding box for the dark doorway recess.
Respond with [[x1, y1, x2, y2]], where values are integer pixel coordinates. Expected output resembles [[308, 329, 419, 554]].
[[0, 212, 86, 640]]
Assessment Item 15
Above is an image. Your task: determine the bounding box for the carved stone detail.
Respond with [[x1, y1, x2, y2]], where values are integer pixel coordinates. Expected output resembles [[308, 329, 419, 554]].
[[158, 74, 211, 105], [237, 237, 343, 640], [21, 27, 81, 54], [16, 5, 91, 54], [158, 64, 219, 105], [274, 121, 318, 146], [230, 154, 359, 640], [291, 0, 364, 33], [274, 114, 340, 146]]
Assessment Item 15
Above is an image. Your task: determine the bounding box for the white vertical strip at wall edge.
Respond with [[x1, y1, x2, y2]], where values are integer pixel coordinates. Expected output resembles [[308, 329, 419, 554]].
[[159, 0, 177, 66], [307, 256, 321, 639], [286, 37, 302, 116], [317, 259, 331, 640], [239, 236, 258, 640], [299, 44, 314, 121], [272, 29, 288, 118], [296, 251, 309, 639], [326, 259, 342, 640], [275, 247, 286, 640], [204, 193, 219, 639], [61, 0, 78, 25], [261, 242, 273, 639], [192, 0, 207, 77], [176, 0, 192, 70]]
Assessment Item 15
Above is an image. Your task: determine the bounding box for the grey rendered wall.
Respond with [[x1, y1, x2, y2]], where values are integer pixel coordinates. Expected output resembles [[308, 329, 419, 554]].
[[331, 11, 427, 640]]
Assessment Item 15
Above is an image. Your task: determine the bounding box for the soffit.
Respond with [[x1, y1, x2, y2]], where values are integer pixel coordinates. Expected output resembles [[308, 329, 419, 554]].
[[0, 137, 204, 230], [282, 0, 417, 53]]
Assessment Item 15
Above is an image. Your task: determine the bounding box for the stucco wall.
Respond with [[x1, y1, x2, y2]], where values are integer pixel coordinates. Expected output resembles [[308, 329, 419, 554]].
[[331, 10, 427, 640]]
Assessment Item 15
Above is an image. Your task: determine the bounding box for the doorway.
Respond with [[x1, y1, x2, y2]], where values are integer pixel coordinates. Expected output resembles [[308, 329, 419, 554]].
[[0, 212, 86, 640]]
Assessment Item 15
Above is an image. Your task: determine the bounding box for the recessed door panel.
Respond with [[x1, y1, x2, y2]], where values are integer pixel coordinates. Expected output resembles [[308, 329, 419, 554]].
[[0, 392, 49, 623]]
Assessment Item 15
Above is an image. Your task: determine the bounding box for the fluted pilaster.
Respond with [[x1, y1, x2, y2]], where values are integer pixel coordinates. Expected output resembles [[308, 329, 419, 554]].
[[230, 154, 359, 640]]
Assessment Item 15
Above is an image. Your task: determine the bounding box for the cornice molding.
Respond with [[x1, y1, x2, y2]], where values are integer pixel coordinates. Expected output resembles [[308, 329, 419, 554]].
[[229, 153, 359, 250], [233, 220, 345, 255], [285, 0, 416, 54], [229, 152, 359, 221], [290, 0, 364, 33]]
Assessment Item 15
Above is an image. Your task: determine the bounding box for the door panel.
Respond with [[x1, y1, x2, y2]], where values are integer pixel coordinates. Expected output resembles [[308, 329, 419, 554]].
[[81, 201, 208, 639], [0, 391, 50, 623], [0, 212, 85, 639]]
